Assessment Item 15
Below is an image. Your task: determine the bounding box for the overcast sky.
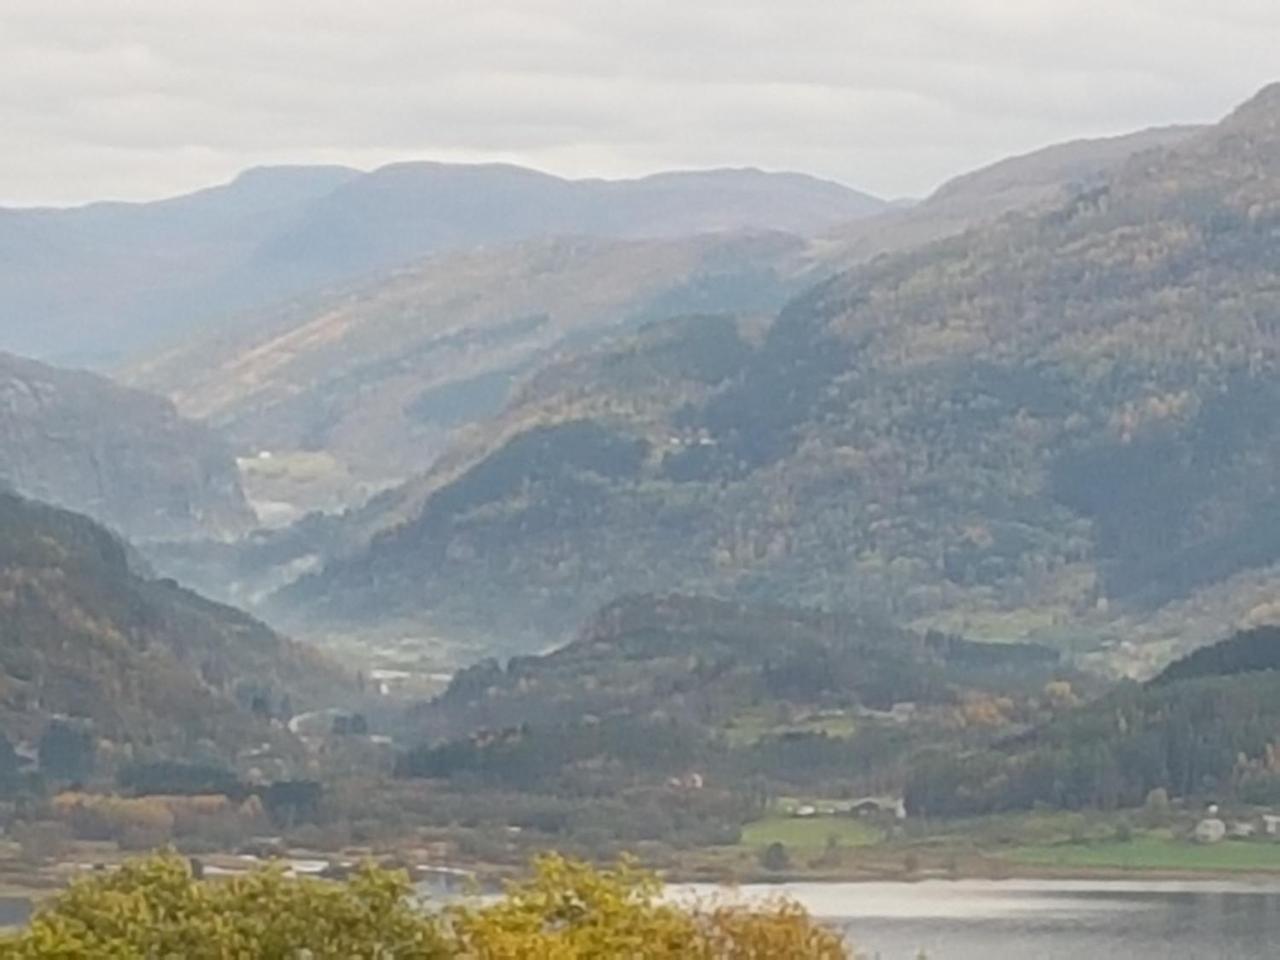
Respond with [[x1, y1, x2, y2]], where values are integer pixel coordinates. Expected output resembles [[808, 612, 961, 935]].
[[4, 1, 1278, 207]]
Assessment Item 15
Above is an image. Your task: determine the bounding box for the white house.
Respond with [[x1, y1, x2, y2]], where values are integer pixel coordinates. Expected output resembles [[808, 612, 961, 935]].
[[1194, 818, 1227, 844]]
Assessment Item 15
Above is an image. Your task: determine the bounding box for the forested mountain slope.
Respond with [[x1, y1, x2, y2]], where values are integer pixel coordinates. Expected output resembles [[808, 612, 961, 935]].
[[905, 625, 1280, 816], [0, 352, 254, 541], [816, 124, 1201, 265], [0, 491, 346, 765], [277, 83, 1280, 662], [416, 592, 1064, 739], [127, 233, 810, 515], [396, 593, 1076, 804]]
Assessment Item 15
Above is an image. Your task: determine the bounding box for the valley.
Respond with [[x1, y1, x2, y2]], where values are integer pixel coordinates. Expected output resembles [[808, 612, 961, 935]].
[[219, 83, 1280, 674], [13, 5, 1280, 956], [9, 73, 1280, 956]]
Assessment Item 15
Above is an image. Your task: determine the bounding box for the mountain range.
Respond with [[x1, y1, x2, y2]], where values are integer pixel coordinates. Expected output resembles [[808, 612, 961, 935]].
[[6, 84, 1278, 686], [0, 164, 883, 367], [125, 125, 1201, 521], [265, 83, 1280, 669]]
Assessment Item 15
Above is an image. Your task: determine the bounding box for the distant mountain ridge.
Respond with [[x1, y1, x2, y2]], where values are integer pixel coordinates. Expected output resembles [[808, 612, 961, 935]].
[[0, 352, 254, 542], [0, 166, 361, 366], [0, 163, 883, 366]]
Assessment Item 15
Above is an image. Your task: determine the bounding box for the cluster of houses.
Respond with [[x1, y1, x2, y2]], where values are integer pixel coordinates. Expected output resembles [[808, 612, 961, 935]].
[[665, 772, 705, 791], [1193, 804, 1280, 844], [786, 796, 907, 821]]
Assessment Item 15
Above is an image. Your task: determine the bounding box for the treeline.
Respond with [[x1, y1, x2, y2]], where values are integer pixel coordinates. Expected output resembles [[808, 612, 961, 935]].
[[905, 627, 1280, 816], [425, 593, 1067, 737], [382, 592, 1085, 854], [1152, 625, 1280, 685], [396, 718, 709, 789]]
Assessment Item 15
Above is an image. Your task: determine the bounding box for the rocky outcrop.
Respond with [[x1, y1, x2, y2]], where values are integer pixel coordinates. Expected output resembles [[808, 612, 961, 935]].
[[0, 352, 254, 541]]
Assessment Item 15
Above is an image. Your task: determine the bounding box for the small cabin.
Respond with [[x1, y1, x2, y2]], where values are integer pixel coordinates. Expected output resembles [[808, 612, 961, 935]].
[[850, 796, 908, 820]]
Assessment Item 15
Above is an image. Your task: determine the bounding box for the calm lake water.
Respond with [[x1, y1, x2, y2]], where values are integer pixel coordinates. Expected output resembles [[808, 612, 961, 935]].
[[0, 897, 32, 928], [676, 879, 1280, 959]]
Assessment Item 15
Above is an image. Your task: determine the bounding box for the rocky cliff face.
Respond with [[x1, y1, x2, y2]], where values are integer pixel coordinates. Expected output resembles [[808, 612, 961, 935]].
[[0, 353, 254, 541]]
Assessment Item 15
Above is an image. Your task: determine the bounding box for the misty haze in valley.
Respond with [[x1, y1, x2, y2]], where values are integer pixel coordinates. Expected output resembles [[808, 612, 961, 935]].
[[3, 5, 1280, 956]]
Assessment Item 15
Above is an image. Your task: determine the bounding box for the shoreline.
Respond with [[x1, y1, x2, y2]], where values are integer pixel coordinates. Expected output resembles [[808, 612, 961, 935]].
[[9, 843, 1280, 907], [666, 862, 1280, 886], [659, 846, 1280, 888]]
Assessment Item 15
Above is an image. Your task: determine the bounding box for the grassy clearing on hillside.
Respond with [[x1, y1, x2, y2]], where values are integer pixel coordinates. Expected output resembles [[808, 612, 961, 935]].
[[742, 816, 881, 851], [723, 708, 858, 746]]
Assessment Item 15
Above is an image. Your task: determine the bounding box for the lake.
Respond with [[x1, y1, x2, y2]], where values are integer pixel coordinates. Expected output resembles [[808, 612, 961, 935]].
[[0, 897, 31, 929], [676, 878, 1280, 959]]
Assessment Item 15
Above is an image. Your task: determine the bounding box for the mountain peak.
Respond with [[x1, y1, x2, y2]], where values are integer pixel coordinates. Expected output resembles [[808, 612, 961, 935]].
[[1219, 81, 1280, 132], [231, 164, 360, 186]]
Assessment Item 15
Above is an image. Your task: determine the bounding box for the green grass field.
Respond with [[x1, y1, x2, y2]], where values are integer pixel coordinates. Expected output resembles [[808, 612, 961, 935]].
[[1005, 834, 1280, 872], [741, 816, 881, 851], [722, 707, 857, 746]]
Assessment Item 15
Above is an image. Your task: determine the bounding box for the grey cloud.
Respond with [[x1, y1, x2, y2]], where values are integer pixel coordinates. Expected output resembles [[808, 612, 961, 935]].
[[2, 1, 1277, 205]]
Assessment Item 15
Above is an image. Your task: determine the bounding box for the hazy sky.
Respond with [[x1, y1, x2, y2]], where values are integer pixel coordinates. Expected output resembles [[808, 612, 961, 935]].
[[4, 1, 1278, 206]]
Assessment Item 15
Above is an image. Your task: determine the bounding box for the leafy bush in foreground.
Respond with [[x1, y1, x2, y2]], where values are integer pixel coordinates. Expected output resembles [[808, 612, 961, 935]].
[[0, 853, 848, 959]]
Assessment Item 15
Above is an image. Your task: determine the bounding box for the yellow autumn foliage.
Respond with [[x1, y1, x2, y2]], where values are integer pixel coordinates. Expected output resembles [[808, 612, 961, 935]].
[[449, 854, 848, 959], [0, 853, 850, 959], [51, 793, 175, 839]]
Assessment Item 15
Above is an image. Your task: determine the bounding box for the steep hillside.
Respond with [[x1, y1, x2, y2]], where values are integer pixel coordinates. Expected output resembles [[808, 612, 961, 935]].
[[904, 624, 1280, 816], [0, 492, 347, 766], [0, 164, 881, 367], [127, 233, 810, 517], [0, 352, 254, 541], [278, 83, 1280, 661]]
